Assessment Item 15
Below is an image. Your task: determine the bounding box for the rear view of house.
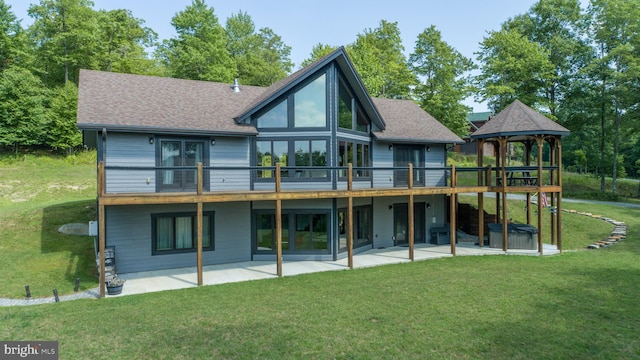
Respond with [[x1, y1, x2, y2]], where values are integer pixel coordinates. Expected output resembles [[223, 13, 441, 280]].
[[79, 47, 567, 298]]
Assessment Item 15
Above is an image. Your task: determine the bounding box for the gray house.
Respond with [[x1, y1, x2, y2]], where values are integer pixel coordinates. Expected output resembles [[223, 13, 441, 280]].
[[77, 47, 464, 284]]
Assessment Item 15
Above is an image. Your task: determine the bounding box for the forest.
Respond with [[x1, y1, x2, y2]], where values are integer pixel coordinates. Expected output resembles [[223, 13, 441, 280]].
[[0, 0, 638, 194]]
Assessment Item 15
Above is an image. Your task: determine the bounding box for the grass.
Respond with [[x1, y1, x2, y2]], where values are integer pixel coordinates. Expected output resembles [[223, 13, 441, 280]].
[[0, 152, 639, 359]]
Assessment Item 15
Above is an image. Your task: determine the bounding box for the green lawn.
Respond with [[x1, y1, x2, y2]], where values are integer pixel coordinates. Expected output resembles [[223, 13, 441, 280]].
[[0, 153, 638, 359]]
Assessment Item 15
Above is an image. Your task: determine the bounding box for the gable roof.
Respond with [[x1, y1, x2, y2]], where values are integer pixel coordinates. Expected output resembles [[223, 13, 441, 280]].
[[77, 70, 264, 136], [470, 100, 570, 140], [372, 98, 464, 144], [234, 46, 385, 130]]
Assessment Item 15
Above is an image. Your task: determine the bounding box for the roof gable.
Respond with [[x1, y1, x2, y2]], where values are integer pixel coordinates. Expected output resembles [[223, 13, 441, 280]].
[[234, 46, 385, 130], [470, 100, 570, 139]]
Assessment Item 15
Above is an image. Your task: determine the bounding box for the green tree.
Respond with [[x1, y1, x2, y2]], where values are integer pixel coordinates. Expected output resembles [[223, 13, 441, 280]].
[[0, 0, 29, 72], [300, 43, 337, 68], [409, 25, 476, 136], [502, 0, 589, 117], [0, 67, 49, 152], [47, 81, 81, 151], [475, 28, 555, 113], [27, 0, 98, 86], [95, 8, 159, 75], [347, 20, 416, 99], [587, 0, 640, 194], [157, 0, 234, 82], [225, 12, 292, 86]]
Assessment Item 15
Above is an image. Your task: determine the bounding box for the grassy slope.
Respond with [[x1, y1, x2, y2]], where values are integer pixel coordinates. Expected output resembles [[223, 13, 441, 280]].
[[0, 154, 638, 359], [0, 152, 98, 298]]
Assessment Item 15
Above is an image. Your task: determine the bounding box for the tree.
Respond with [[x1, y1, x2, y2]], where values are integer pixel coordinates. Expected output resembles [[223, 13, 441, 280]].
[[0, 67, 49, 152], [300, 43, 337, 68], [502, 0, 589, 117], [475, 28, 555, 113], [47, 82, 81, 151], [27, 0, 98, 86], [225, 11, 292, 86], [347, 20, 416, 99], [409, 25, 476, 136], [587, 0, 640, 194], [0, 0, 29, 72], [157, 0, 235, 82], [95, 8, 159, 75]]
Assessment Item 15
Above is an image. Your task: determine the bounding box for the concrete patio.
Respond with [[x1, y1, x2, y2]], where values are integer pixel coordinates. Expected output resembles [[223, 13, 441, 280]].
[[113, 242, 560, 297]]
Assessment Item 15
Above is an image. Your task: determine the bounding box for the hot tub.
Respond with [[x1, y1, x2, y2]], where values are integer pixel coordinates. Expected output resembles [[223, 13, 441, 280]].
[[487, 223, 538, 250]]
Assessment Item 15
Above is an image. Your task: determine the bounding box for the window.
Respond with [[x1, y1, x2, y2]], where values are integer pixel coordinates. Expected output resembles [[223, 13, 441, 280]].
[[257, 99, 288, 128], [256, 139, 327, 180], [338, 77, 369, 133], [254, 211, 329, 253], [294, 74, 326, 128], [394, 145, 425, 186], [158, 139, 207, 191], [152, 212, 214, 255], [338, 205, 372, 252], [338, 140, 370, 178]]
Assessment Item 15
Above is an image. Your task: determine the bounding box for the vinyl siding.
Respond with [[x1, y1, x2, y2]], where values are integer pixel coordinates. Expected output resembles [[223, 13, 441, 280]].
[[372, 141, 394, 188], [210, 137, 251, 191], [105, 202, 251, 273], [425, 144, 447, 187], [105, 133, 156, 193]]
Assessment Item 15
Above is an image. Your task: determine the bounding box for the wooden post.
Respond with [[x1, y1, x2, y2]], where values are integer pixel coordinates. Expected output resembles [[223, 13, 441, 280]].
[[347, 163, 354, 269], [478, 141, 484, 247], [549, 139, 556, 245], [525, 141, 532, 225], [449, 164, 456, 255], [408, 163, 414, 261], [275, 163, 283, 277], [537, 137, 544, 255], [557, 138, 563, 253], [196, 163, 203, 286], [500, 138, 508, 252], [98, 161, 106, 299]]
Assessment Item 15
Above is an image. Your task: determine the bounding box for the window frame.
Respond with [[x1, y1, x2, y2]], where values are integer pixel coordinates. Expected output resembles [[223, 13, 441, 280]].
[[338, 205, 373, 252], [338, 139, 371, 179], [151, 211, 215, 255], [253, 209, 331, 254], [156, 138, 209, 192], [337, 74, 370, 134], [254, 138, 330, 182]]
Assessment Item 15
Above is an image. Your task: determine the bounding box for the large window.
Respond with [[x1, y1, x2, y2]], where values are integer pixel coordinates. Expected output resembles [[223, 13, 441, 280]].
[[338, 77, 369, 133], [256, 139, 328, 180], [158, 139, 207, 191], [254, 211, 329, 253], [338, 140, 370, 178], [394, 145, 425, 186], [338, 205, 372, 252], [294, 74, 326, 128], [152, 212, 214, 255], [255, 73, 327, 129]]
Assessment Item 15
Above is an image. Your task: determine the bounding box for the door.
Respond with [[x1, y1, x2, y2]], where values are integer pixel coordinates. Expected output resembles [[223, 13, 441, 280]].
[[394, 145, 424, 186], [393, 202, 425, 245]]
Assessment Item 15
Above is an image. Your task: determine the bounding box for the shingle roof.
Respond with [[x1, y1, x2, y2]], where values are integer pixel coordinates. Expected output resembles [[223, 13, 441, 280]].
[[470, 100, 570, 139], [372, 98, 464, 144], [77, 70, 265, 135]]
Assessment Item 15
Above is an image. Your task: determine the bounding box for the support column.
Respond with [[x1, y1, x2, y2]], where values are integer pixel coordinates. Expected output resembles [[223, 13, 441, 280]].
[[536, 137, 544, 255], [478, 140, 484, 247], [525, 141, 533, 225], [275, 163, 283, 277], [549, 139, 556, 245], [408, 163, 414, 261], [196, 163, 203, 286], [347, 163, 354, 269], [557, 138, 563, 253], [499, 138, 508, 252], [98, 161, 106, 299], [449, 164, 457, 255]]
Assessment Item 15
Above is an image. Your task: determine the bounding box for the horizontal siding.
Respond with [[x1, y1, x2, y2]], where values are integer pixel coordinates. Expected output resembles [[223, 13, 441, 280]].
[[105, 202, 251, 273], [425, 145, 447, 187], [372, 142, 394, 188], [105, 133, 157, 193], [210, 137, 251, 191]]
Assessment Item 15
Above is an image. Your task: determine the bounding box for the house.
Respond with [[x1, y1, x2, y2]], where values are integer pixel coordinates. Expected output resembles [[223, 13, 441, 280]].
[[456, 111, 495, 155], [77, 47, 467, 296]]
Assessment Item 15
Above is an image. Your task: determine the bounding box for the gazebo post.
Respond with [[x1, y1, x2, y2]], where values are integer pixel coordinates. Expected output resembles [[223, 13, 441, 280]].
[[536, 137, 544, 255], [477, 140, 484, 247], [525, 141, 533, 225], [557, 138, 563, 252], [499, 138, 508, 252], [548, 138, 556, 245], [494, 141, 501, 224]]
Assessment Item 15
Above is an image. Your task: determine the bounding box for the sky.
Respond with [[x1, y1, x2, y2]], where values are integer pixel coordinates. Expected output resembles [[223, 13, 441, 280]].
[[5, 0, 590, 112]]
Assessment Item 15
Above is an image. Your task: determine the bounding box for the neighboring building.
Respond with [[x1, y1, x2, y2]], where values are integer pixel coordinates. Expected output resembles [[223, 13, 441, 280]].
[[77, 47, 464, 276], [456, 111, 495, 156]]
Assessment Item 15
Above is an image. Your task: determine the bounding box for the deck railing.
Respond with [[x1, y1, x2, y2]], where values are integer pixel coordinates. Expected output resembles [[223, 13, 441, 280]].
[[99, 162, 560, 195]]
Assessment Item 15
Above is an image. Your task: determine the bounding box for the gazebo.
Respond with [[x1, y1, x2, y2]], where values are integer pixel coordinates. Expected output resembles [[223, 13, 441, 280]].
[[470, 100, 570, 253]]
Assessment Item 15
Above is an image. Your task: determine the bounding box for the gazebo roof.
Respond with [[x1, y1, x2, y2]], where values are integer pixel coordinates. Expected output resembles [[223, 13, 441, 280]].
[[470, 100, 569, 140]]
